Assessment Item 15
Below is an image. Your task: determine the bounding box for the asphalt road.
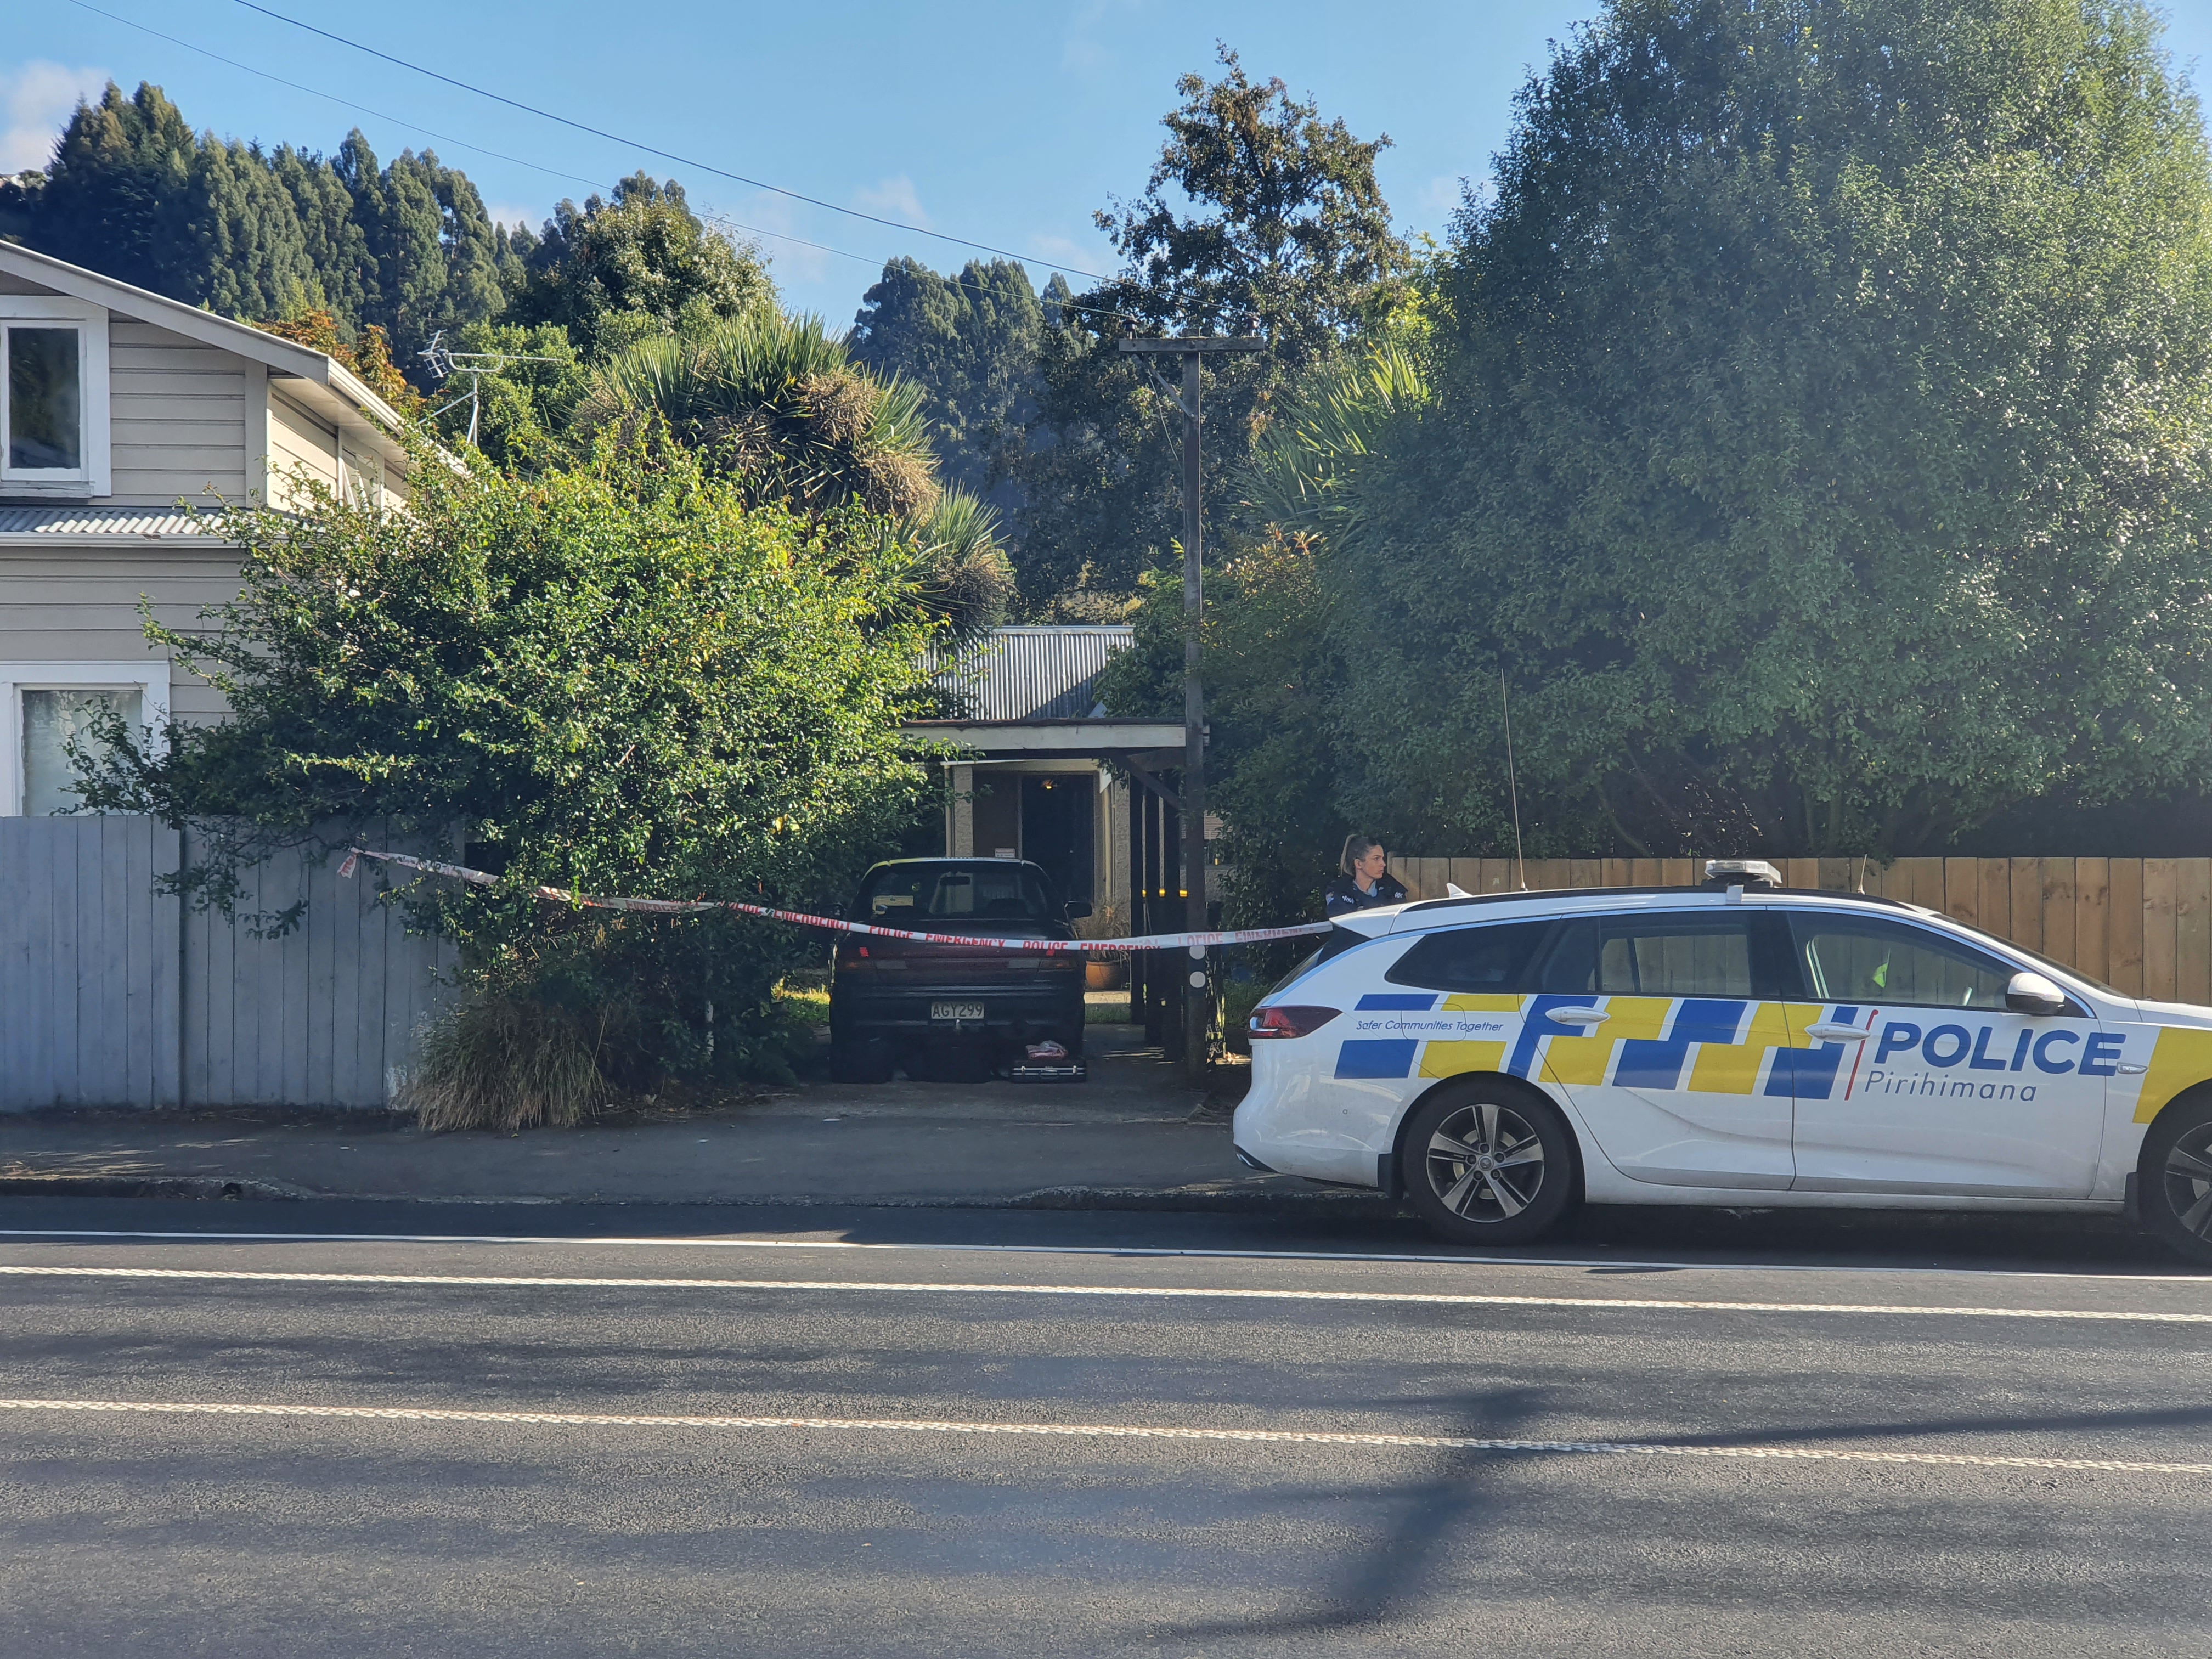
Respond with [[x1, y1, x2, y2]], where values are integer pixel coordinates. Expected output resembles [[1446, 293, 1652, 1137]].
[[3, 1197, 2209, 1656]]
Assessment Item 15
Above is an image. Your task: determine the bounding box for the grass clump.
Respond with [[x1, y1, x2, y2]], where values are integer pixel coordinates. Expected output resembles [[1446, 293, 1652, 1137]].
[[400, 994, 618, 1132]]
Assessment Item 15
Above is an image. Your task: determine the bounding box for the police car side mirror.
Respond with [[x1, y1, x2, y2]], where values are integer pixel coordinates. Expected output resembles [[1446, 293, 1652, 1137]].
[[1064, 900, 1093, 921], [2006, 971, 2068, 1017]]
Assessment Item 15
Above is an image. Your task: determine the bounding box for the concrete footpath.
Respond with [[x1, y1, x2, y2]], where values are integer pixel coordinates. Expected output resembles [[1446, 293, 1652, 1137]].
[[0, 1024, 1390, 1215]]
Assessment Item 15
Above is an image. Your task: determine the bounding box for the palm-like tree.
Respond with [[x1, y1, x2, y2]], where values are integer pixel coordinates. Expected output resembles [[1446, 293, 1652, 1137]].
[[575, 312, 938, 521], [575, 312, 1013, 634]]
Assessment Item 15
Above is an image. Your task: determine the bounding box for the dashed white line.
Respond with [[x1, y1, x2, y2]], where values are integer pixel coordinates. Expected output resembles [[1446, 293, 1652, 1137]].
[[2, 1263, 2207, 1323], [2, 1396, 2203, 1476]]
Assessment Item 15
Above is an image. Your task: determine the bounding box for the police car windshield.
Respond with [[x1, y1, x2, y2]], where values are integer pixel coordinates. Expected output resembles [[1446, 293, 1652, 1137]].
[[854, 862, 1055, 928]]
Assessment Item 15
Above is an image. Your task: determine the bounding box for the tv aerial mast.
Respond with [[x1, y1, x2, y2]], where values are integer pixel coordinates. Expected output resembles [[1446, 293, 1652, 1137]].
[[417, 332, 561, 448]]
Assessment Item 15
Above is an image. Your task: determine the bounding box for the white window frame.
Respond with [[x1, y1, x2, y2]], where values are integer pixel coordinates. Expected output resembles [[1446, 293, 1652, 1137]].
[[1, 661, 169, 816], [0, 297, 111, 497]]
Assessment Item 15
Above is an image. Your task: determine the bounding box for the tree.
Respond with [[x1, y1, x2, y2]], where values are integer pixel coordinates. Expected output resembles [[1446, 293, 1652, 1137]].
[[1014, 46, 1409, 601], [848, 257, 1043, 500], [574, 311, 1014, 631], [80, 433, 939, 1110], [504, 173, 774, 360], [1333, 0, 2212, 859], [0, 82, 526, 374]]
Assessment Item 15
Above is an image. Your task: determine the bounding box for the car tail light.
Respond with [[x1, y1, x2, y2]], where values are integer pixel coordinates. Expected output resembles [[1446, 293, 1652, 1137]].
[[836, 942, 871, 969], [1248, 1005, 1340, 1040]]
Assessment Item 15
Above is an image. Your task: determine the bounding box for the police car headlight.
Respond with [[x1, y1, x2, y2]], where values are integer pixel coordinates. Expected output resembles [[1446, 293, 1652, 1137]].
[[1248, 1005, 1340, 1040]]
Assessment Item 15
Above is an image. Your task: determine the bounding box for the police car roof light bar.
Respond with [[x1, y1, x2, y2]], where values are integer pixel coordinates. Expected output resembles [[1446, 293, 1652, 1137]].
[[1702, 859, 1784, 889]]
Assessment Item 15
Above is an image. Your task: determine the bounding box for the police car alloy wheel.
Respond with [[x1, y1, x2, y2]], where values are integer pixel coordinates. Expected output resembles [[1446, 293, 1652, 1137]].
[[1401, 1083, 1576, 1245], [2141, 1093, 2212, 1267]]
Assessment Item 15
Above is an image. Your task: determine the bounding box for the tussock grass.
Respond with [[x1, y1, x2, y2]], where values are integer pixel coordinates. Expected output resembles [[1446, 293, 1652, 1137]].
[[400, 995, 616, 1132]]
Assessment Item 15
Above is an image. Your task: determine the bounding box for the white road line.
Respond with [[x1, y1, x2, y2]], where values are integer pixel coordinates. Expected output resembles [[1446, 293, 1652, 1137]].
[[0, 1228, 2199, 1285], [1, 1396, 2203, 1476], [2, 1263, 2205, 1323]]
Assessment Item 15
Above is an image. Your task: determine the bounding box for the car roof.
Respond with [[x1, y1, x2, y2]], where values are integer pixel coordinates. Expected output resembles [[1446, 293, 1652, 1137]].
[[1333, 884, 1936, 939], [864, 857, 1047, 870]]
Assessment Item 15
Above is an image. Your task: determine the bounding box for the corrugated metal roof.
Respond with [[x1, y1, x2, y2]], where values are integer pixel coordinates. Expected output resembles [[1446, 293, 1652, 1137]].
[[0, 505, 235, 538], [933, 625, 1135, 721]]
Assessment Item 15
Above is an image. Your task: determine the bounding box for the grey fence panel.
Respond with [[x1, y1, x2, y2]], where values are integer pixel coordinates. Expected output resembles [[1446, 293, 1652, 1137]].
[[1, 817, 451, 1110], [0, 816, 180, 1109], [179, 825, 453, 1108]]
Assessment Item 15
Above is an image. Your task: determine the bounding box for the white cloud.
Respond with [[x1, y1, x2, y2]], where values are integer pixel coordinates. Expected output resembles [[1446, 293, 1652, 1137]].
[[0, 61, 108, 175], [851, 174, 931, 231], [1062, 0, 1143, 77], [481, 201, 547, 236], [708, 192, 834, 291]]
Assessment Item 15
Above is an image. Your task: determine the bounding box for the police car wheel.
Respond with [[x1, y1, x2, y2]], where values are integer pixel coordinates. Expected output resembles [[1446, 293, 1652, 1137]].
[[2142, 1093, 2212, 1266], [1401, 1084, 1575, 1246]]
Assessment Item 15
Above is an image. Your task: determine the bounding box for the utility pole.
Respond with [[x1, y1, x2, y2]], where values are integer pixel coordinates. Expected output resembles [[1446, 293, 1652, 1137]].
[[1120, 334, 1266, 1079]]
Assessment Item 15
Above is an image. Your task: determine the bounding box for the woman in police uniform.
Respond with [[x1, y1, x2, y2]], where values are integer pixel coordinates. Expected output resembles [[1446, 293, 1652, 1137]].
[[1325, 835, 1408, 916]]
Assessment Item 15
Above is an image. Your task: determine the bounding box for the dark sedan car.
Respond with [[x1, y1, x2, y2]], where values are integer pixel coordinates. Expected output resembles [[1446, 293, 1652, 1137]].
[[828, 858, 1092, 1082]]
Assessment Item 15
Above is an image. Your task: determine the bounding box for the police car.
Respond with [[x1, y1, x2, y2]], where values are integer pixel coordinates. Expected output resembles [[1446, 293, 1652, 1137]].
[[1235, 861, 2212, 1261]]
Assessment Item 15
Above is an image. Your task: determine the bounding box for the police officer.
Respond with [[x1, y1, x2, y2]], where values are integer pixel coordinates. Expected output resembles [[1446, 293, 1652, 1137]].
[[1325, 835, 1408, 917]]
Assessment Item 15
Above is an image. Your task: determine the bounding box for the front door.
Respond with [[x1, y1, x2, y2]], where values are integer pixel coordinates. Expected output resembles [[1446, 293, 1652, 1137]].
[[1776, 911, 2107, 1197], [1536, 911, 1798, 1189]]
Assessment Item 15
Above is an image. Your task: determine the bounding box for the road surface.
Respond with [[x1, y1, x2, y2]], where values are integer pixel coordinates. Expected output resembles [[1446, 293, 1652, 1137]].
[[3, 1197, 2207, 1655]]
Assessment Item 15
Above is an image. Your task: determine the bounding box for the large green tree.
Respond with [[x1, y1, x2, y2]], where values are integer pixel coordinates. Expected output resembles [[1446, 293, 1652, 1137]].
[[1014, 47, 1409, 603], [848, 257, 1043, 500], [0, 82, 524, 368], [1334, 0, 2212, 859], [504, 173, 774, 360]]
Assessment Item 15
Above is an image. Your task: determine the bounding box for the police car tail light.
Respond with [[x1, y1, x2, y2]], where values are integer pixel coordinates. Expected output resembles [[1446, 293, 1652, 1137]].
[[1248, 1005, 1340, 1040]]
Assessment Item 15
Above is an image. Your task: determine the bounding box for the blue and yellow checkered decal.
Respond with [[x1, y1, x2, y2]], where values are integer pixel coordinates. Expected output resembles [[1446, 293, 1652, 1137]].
[[1333, 995, 1859, 1099]]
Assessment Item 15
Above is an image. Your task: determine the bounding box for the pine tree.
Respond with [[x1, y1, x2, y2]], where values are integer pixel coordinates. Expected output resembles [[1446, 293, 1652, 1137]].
[[848, 257, 1043, 500]]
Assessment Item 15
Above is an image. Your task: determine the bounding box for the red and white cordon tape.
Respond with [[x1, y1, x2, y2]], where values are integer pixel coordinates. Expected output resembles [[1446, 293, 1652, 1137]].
[[338, 847, 1334, 955]]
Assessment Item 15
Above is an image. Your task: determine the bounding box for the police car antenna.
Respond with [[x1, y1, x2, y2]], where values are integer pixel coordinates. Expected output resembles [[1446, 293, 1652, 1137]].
[[1500, 667, 1527, 890]]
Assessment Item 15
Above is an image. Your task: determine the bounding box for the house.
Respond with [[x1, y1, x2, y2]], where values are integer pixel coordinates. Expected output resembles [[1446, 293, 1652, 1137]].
[[0, 241, 444, 1111], [0, 239, 416, 815], [907, 624, 1190, 929]]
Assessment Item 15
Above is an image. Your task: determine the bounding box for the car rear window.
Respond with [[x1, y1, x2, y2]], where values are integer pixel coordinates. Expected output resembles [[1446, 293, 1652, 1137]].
[[854, 863, 1054, 926], [1386, 920, 1555, 992]]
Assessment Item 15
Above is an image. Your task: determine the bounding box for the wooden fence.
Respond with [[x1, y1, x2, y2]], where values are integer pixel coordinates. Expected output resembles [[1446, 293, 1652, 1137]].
[[1, 816, 454, 1110], [1392, 856, 2212, 1006]]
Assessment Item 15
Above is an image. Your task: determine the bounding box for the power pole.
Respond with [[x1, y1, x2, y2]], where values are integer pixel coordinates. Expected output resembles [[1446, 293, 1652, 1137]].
[[1120, 334, 1266, 1079]]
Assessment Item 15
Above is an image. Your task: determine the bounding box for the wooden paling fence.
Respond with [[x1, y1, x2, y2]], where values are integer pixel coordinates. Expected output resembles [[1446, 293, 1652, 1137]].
[[1391, 856, 2212, 1007]]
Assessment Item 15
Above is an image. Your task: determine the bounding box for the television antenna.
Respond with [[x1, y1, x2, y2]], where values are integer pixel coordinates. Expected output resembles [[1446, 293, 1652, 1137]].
[[417, 331, 562, 448]]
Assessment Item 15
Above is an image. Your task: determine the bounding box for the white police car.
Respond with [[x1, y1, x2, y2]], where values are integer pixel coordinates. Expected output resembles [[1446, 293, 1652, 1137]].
[[1235, 862, 2212, 1260]]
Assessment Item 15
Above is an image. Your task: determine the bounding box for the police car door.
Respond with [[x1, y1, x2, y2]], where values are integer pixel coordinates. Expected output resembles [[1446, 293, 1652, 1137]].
[[1776, 911, 2104, 1197], [1536, 911, 1797, 1190]]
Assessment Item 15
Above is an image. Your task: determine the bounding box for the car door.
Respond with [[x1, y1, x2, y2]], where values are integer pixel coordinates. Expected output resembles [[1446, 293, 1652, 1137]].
[[1776, 910, 2107, 1197], [1534, 910, 1799, 1189]]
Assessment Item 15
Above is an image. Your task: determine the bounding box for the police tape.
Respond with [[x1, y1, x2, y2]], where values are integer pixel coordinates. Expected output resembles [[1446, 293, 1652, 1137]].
[[337, 847, 1335, 955]]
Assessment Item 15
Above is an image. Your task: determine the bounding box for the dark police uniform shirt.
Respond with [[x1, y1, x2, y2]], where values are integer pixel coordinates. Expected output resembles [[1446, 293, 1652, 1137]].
[[1324, 871, 1409, 917]]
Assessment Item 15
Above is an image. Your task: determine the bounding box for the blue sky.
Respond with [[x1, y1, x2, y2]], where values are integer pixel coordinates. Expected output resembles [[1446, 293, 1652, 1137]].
[[7, 1, 2210, 326]]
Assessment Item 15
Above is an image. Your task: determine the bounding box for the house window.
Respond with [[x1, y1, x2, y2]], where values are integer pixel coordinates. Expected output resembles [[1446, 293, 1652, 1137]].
[[1, 664, 167, 815], [7, 327, 83, 472], [20, 687, 139, 816]]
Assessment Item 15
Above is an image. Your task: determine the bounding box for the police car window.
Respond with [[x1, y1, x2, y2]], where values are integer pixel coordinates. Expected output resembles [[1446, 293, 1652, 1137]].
[[1539, 916, 1756, 997], [1786, 915, 2015, 1009], [1386, 921, 1553, 992]]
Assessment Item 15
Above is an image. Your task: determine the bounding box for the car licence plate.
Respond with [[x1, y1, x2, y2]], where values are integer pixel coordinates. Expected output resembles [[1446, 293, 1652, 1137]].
[[930, 1001, 985, 1023]]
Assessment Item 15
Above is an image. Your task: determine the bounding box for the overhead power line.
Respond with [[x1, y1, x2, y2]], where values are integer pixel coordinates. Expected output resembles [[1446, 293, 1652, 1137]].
[[231, 0, 1124, 287], [65, 0, 1150, 326], [63, 0, 885, 269]]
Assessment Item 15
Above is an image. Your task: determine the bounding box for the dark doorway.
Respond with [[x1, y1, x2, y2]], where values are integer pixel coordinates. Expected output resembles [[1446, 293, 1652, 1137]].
[[1022, 774, 1095, 906]]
